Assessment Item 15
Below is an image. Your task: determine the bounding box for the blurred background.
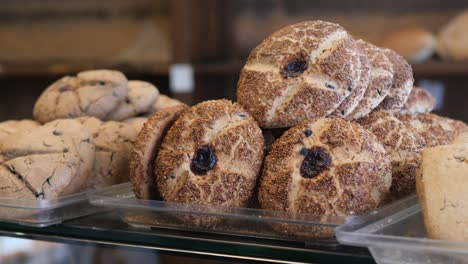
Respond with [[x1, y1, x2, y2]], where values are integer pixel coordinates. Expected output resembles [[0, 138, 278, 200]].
[[0, 0, 467, 263], [0, 0, 467, 122]]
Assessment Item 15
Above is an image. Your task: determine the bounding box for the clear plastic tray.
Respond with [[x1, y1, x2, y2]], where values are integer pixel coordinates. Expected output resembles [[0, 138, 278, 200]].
[[0, 187, 108, 227], [89, 182, 402, 243], [336, 194, 468, 264]]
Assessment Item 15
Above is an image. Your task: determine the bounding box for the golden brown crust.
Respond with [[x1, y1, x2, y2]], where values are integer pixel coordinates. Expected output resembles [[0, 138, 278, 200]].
[[399, 86, 436, 115], [348, 40, 394, 120], [156, 100, 264, 207], [397, 113, 468, 147], [129, 104, 188, 200], [357, 111, 426, 198], [379, 28, 436, 62], [237, 21, 361, 128], [259, 117, 391, 237], [377, 49, 414, 112]]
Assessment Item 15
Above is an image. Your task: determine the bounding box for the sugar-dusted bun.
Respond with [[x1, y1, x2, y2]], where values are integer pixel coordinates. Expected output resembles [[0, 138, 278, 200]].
[[376, 49, 414, 112], [380, 28, 437, 63], [358, 111, 426, 198], [259, 117, 391, 238], [348, 40, 394, 120], [399, 86, 436, 115], [397, 113, 468, 147], [130, 104, 188, 200], [156, 100, 264, 208], [237, 21, 361, 128]]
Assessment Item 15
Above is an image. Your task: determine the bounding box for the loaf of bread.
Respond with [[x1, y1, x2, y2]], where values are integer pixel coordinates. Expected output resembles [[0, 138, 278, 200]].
[[417, 144, 468, 241]]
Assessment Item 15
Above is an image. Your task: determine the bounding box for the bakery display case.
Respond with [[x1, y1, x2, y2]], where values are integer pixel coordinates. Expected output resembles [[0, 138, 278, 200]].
[[0, 1, 467, 264]]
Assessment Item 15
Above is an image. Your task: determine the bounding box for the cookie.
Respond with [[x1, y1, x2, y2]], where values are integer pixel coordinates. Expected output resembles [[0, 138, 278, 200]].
[[0, 119, 95, 199], [156, 100, 264, 208], [151, 94, 184, 113], [259, 117, 391, 238], [0, 120, 39, 140], [86, 121, 139, 189], [130, 104, 188, 200], [237, 21, 361, 128], [453, 132, 468, 145], [33, 69, 128, 123], [376, 49, 414, 112], [358, 111, 426, 198], [123, 117, 148, 132], [348, 40, 394, 120], [330, 53, 371, 118], [108, 80, 160, 121], [398, 113, 468, 147], [399, 86, 436, 115]]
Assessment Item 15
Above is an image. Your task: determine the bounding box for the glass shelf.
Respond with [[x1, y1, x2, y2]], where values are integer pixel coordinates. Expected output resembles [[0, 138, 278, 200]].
[[0, 211, 374, 263]]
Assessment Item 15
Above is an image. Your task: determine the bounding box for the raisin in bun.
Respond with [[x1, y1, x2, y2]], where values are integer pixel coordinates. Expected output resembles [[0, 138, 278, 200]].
[[33, 70, 128, 123], [259, 117, 391, 238], [358, 111, 426, 198], [156, 100, 264, 209], [130, 104, 188, 200], [237, 20, 362, 128]]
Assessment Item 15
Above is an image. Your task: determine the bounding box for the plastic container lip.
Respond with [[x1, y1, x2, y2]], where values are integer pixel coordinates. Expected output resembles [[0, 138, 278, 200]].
[[0, 187, 100, 210], [336, 195, 468, 255], [89, 182, 405, 228]]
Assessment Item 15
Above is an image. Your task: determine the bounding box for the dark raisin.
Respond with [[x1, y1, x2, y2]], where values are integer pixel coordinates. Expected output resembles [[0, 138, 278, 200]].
[[190, 145, 217, 175], [170, 174, 176, 179], [81, 138, 91, 143], [125, 98, 131, 104], [238, 113, 247, 119], [304, 129, 312, 137], [35, 192, 45, 199], [341, 110, 345, 115], [300, 146, 332, 179], [52, 130, 62, 136], [300, 147, 309, 156], [282, 59, 308, 78], [63, 148, 69, 153], [99, 81, 106, 85], [348, 86, 352, 92], [377, 89, 382, 96], [325, 83, 336, 90]]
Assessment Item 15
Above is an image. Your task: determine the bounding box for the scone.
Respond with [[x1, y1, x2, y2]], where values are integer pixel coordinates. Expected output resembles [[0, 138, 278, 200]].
[[156, 100, 264, 218], [0, 119, 95, 199], [86, 121, 139, 189], [108, 80, 159, 121], [237, 21, 361, 128], [259, 117, 392, 238], [417, 144, 468, 241], [376, 49, 414, 112], [399, 86, 436, 115], [130, 104, 188, 200], [379, 28, 437, 63], [348, 40, 394, 120], [123, 117, 148, 132], [358, 111, 426, 198], [437, 10, 468, 60], [453, 132, 468, 144], [398, 113, 468, 147], [33, 69, 128, 123], [330, 53, 371, 118], [151, 94, 183, 113], [0, 120, 39, 140]]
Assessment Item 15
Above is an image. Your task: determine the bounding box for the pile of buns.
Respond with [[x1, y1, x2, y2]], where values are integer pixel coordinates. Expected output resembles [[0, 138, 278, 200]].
[[125, 20, 466, 237], [0, 70, 182, 200]]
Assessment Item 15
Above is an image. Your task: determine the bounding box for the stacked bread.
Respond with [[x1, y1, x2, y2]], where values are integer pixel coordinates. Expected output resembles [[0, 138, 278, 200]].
[[0, 69, 182, 200]]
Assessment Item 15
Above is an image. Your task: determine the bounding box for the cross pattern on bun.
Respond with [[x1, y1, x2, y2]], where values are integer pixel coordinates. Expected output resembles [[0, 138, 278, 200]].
[[0, 119, 95, 199], [33, 70, 128, 123], [130, 104, 188, 200], [358, 111, 426, 198], [259, 118, 391, 224], [237, 21, 361, 128], [397, 113, 468, 147], [399, 86, 436, 115], [156, 100, 264, 207], [348, 40, 394, 120]]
